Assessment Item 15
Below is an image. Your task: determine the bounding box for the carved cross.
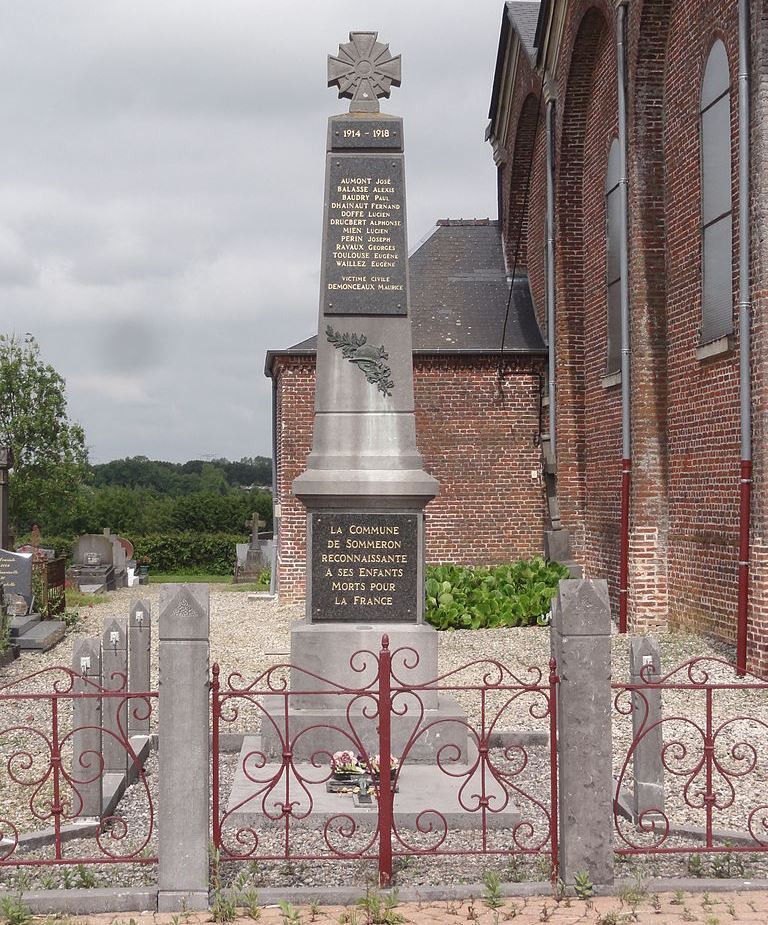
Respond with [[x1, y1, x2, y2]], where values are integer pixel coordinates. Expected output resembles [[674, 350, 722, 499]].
[[327, 31, 402, 113]]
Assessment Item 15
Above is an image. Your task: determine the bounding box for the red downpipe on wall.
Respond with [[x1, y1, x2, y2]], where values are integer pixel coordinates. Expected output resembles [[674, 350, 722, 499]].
[[616, 1, 632, 634], [736, 0, 752, 674], [619, 459, 631, 633]]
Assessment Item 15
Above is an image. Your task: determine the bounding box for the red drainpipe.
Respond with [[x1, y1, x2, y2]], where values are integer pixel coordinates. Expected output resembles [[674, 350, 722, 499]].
[[737, 461, 752, 674], [619, 458, 631, 634]]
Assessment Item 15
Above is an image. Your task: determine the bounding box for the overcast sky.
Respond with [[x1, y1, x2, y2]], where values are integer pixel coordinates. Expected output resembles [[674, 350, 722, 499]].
[[1, 1, 503, 463]]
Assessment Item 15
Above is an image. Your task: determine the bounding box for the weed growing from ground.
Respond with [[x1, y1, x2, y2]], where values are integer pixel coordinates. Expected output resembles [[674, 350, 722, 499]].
[[0, 893, 32, 925], [573, 870, 594, 900], [277, 901, 302, 924], [74, 864, 97, 889], [482, 870, 504, 910], [356, 888, 404, 925]]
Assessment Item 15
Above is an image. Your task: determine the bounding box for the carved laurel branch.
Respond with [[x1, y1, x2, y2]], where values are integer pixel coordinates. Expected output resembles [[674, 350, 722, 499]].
[[326, 325, 395, 397]]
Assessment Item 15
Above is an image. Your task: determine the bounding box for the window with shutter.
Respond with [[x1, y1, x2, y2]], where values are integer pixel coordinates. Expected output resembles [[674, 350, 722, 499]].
[[700, 39, 733, 344]]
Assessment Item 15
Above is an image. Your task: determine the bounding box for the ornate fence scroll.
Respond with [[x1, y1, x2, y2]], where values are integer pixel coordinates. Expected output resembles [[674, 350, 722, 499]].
[[0, 666, 157, 866], [212, 635, 558, 886], [613, 656, 768, 857]]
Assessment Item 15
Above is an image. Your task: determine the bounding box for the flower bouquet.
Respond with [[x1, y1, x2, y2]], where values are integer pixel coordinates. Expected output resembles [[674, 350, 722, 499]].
[[366, 753, 399, 782], [330, 749, 365, 782]]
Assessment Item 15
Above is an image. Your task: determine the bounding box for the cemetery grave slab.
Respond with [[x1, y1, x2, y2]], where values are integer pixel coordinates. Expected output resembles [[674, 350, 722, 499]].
[[227, 735, 520, 832]]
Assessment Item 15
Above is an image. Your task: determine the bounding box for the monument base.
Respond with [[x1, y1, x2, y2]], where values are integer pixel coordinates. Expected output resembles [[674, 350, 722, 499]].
[[259, 695, 468, 763], [258, 620, 469, 762], [228, 737, 519, 832]]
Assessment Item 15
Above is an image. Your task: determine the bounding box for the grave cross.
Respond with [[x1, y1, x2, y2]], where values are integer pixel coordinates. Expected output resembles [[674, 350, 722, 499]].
[[0, 447, 13, 551], [249, 512, 266, 548], [327, 31, 402, 113]]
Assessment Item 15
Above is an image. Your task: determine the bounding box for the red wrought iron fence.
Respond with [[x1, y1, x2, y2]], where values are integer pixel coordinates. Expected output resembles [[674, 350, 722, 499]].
[[0, 666, 157, 867], [613, 656, 768, 860], [212, 635, 559, 887]]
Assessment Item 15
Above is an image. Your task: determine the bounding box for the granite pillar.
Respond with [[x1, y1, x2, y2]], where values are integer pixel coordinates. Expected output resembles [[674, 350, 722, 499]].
[[157, 584, 210, 912], [101, 618, 128, 775], [551, 579, 614, 888], [128, 599, 151, 734], [629, 635, 665, 821], [71, 637, 103, 819]]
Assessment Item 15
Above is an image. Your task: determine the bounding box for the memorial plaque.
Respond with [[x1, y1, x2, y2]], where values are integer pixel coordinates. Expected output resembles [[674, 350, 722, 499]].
[[0, 548, 33, 610], [311, 512, 418, 622], [323, 152, 407, 316]]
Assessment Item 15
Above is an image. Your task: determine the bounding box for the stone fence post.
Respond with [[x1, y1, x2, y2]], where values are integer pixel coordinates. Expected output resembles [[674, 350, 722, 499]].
[[128, 599, 151, 734], [72, 637, 103, 819], [102, 618, 128, 776], [629, 635, 664, 821], [158, 584, 210, 912], [551, 579, 614, 889]]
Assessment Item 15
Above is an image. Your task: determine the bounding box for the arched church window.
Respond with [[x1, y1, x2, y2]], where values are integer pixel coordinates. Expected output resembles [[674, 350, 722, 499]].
[[700, 39, 733, 343], [605, 138, 621, 373]]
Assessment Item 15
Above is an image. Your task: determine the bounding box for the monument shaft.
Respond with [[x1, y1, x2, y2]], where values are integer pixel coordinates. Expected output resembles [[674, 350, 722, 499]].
[[293, 35, 438, 625]]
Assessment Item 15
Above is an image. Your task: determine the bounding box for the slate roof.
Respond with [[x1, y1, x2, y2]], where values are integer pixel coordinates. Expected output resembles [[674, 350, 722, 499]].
[[505, 1, 540, 63], [488, 1, 541, 125], [265, 219, 545, 374]]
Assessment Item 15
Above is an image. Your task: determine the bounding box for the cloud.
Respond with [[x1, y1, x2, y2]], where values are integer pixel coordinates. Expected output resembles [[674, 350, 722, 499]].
[[0, 0, 502, 462]]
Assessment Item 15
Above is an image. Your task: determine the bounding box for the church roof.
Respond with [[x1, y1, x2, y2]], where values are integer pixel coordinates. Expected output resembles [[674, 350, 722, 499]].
[[505, 1, 541, 63], [265, 219, 546, 375]]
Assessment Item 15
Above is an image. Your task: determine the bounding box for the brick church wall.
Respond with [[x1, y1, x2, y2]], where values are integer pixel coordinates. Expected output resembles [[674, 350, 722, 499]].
[[272, 353, 547, 604], [496, 0, 768, 672]]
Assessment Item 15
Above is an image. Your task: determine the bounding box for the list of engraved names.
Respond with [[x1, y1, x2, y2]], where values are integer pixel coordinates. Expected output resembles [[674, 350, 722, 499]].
[[324, 156, 407, 315], [311, 513, 417, 622]]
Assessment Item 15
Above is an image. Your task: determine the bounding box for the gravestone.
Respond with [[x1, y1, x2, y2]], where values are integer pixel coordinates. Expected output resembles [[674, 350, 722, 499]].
[[0, 548, 33, 614], [262, 31, 468, 761], [68, 534, 116, 592], [105, 530, 128, 588], [234, 513, 270, 582]]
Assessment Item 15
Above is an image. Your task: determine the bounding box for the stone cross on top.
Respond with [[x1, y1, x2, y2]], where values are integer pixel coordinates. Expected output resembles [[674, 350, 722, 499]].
[[327, 31, 401, 113]]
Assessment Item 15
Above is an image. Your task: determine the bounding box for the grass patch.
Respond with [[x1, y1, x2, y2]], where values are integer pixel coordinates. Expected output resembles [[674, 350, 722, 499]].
[[148, 574, 270, 592], [149, 573, 235, 584], [66, 589, 109, 607]]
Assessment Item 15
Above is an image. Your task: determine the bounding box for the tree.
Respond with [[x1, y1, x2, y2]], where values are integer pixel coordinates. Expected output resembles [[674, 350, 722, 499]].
[[0, 333, 88, 535]]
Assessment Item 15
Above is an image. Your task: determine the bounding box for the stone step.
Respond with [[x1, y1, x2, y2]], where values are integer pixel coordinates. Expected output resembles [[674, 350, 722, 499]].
[[16, 620, 66, 652], [10, 613, 41, 638]]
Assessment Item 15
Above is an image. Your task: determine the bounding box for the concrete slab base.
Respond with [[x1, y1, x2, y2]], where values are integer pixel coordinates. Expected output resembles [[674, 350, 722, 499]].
[[227, 736, 519, 831], [9, 613, 41, 637], [16, 620, 65, 651], [79, 583, 107, 594]]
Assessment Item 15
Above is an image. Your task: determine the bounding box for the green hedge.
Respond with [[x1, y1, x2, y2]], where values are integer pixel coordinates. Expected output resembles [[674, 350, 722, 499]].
[[20, 531, 246, 575], [132, 532, 247, 574], [425, 558, 569, 630]]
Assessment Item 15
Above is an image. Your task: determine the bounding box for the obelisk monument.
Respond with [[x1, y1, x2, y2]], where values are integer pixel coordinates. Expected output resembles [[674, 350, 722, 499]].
[[287, 33, 445, 730], [293, 32, 438, 629]]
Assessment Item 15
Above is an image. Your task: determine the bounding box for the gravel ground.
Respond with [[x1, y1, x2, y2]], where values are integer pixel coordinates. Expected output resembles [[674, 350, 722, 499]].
[[1, 586, 767, 892]]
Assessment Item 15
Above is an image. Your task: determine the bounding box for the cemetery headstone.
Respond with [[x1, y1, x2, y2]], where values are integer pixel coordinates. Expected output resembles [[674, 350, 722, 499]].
[[0, 549, 33, 615], [68, 534, 116, 592], [234, 513, 269, 582]]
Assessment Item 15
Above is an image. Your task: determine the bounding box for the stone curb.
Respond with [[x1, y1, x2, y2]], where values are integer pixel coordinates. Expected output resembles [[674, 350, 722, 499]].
[[18, 887, 157, 914]]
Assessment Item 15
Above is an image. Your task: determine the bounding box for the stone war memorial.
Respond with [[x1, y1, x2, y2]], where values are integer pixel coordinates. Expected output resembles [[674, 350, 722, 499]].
[[289, 31, 444, 728]]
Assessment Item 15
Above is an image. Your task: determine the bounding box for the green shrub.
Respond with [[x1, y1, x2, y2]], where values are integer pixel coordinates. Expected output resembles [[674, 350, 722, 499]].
[[425, 558, 568, 630], [132, 532, 246, 575]]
